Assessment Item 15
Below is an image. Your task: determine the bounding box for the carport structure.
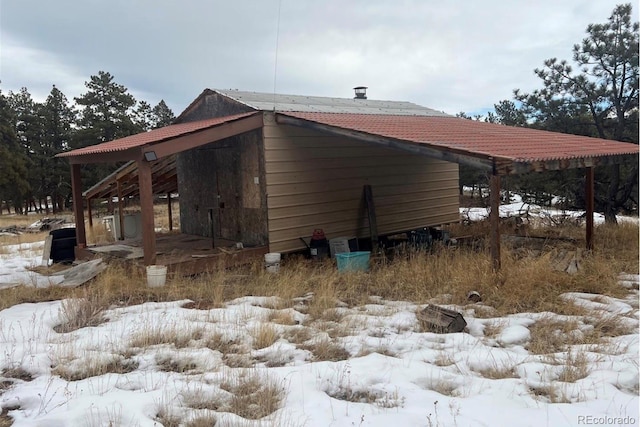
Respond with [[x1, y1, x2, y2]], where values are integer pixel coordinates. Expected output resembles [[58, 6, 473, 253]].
[[57, 112, 263, 266], [276, 112, 638, 268], [57, 91, 638, 270]]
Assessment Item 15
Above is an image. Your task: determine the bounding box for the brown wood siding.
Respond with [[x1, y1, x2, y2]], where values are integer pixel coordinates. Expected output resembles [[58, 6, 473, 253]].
[[176, 94, 268, 246], [176, 131, 268, 245], [263, 113, 459, 253]]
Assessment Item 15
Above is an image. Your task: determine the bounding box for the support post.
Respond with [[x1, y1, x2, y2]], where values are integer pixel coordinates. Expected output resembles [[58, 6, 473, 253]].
[[87, 197, 93, 228], [70, 164, 87, 248], [117, 180, 125, 240], [167, 193, 173, 231], [490, 174, 501, 270], [138, 160, 156, 266], [585, 167, 595, 251], [363, 185, 379, 252]]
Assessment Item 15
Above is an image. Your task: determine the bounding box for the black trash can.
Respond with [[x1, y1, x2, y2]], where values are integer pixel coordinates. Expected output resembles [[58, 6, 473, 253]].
[[50, 227, 76, 263]]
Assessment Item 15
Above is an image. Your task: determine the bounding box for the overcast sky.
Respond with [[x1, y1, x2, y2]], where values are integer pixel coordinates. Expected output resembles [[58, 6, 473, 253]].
[[0, 0, 631, 116]]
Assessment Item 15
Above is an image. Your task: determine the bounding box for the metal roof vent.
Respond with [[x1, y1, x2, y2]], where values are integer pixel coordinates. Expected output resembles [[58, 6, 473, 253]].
[[353, 86, 368, 100]]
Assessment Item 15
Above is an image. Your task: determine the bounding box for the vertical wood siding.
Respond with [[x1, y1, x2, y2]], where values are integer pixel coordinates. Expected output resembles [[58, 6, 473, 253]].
[[176, 94, 268, 245], [263, 113, 460, 253]]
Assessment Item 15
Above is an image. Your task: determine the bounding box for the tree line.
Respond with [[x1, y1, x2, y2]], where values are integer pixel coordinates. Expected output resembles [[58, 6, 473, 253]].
[[0, 5, 637, 221], [459, 4, 638, 223], [0, 71, 175, 214]]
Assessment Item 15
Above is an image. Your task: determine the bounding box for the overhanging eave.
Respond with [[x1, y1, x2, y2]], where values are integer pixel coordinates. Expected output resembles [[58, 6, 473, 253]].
[[275, 114, 494, 172]]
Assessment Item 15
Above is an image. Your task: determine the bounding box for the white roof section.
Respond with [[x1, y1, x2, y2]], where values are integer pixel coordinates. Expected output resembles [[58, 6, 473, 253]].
[[214, 89, 450, 117]]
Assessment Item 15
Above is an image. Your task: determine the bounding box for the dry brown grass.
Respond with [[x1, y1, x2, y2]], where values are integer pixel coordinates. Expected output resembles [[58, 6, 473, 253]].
[[86, 221, 114, 245], [473, 363, 519, 379], [527, 318, 583, 354], [528, 312, 636, 355], [1, 367, 33, 382], [557, 352, 590, 383], [0, 222, 636, 323], [251, 324, 279, 350], [300, 338, 350, 362], [52, 356, 139, 381], [182, 370, 284, 420], [220, 370, 285, 420], [129, 325, 204, 349], [155, 354, 199, 373], [529, 384, 572, 403], [0, 408, 16, 427], [0, 213, 46, 228], [154, 403, 181, 427], [54, 294, 107, 333], [203, 333, 244, 355], [268, 310, 298, 325], [184, 415, 218, 427]]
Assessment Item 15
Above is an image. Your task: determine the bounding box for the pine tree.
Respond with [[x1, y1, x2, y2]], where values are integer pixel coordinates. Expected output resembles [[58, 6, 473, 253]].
[[0, 91, 30, 214], [151, 100, 175, 128], [514, 4, 639, 221], [73, 71, 141, 187], [41, 86, 75, 212]]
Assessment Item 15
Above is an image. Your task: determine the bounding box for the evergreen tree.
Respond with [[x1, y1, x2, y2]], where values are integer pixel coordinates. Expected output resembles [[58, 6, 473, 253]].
[[6, 88, 44, 212], [151, 100, 175, 129], [133, 100, 154, 132], [0, 91, 30, 213], [514, 4, 639, 221], [73, 71, 141, 186], [40, 86, 75, 212]]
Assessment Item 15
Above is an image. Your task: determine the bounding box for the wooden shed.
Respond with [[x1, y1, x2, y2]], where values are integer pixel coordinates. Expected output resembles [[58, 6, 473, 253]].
[[58, 89, 638, 269], [174, 89, 460, 254]]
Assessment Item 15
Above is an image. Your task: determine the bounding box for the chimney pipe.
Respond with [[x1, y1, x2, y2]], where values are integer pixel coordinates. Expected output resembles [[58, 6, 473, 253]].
[[353, 86, 368, 100]]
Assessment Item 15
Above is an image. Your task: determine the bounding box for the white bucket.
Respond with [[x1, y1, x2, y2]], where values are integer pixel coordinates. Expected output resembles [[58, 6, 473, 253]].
[[146, 265, 167, 287], [264, 252, 281, 273]]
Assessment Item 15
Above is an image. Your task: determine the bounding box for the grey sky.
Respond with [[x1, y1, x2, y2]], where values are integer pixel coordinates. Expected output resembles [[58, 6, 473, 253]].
[[0, 0, 630, 116]]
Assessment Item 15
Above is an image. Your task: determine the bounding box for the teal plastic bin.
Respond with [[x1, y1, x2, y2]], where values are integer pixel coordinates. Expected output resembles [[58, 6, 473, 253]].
[[336, 251, 370, 272]]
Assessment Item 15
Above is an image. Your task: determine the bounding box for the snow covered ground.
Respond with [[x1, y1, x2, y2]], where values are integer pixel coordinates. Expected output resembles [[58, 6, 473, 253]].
[[0, 282, 637, 426], [0, 204, 638, 426]]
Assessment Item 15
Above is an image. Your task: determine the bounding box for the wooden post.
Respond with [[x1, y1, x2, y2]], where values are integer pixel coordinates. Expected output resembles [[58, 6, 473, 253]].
[[70, 164, 87, 248], [117, 180, 125, 240], [490, 174, 501, 270], [585, 167, 594, 251], [138, 160, 156, 266], [167, 193, 173, 231], [87, 197, 93, 228], [363, 185, 379, 252]]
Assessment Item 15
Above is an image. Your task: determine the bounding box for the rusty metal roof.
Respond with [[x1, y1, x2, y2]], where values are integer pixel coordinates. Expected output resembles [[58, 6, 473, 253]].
[[57, 112, 257, 158], [277, 112, 638, 174]]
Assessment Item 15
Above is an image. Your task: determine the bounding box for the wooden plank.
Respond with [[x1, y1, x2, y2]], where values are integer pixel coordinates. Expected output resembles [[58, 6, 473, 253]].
[[117, 180, 125, 240], [490, 174, 501, 270], [87, 197, 93, 228], [70, 164, 87, 247], [137, 160, 156, 266], [585, 167, 594, 251], [417, 305, 467, 333], [364, 185, 379, 251], [42, 235, 53, 266], [167, 193, 173, 231]]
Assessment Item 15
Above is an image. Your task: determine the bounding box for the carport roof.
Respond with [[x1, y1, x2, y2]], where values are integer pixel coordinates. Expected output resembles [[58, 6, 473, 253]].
[[57, 112, 261, 164], [276, 112, 638, 174]]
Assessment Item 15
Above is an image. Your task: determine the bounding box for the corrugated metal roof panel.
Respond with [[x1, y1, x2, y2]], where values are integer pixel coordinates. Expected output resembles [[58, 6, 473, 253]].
[[278, 112, 638, 163], [215, 89, 449, 116], [57, 112, 257, 157]]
